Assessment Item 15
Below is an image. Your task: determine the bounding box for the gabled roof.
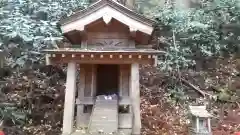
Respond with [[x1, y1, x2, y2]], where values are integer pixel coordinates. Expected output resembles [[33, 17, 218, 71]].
[[189, 106, 212, 118], [60, 0, 155, 35]]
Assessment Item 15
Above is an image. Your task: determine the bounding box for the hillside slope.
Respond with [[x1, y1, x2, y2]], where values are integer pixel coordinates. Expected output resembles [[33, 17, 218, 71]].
[[0, 57, 239, 135]]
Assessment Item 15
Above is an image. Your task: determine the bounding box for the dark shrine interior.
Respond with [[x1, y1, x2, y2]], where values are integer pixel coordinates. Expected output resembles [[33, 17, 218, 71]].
[[96, 64, 119, 96]]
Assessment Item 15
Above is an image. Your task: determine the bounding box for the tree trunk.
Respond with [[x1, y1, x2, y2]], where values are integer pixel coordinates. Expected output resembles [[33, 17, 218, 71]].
[[175, 0, 191, 9], [116, 0, 135, 9], [125, 0, 135, 9]]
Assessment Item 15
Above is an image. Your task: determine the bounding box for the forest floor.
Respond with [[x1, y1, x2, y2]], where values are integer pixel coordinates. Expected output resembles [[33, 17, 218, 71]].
[[0, 57, 239, 135]]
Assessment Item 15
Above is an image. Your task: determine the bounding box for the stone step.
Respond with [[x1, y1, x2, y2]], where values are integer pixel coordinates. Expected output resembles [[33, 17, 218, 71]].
[[71, 129, 132, 135], [88, 99, 118, 134]]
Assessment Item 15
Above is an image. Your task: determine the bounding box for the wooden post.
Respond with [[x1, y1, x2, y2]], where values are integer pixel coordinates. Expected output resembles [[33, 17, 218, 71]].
[[0, 58, 3, 68], [207, 118, 211, 132], [130, 63, 141, 135], [45, 54, 51, 65], [153, 55, 158, 67], [62, 62, 77, 135], [0, 51, 4, 68], [119, 65, 123, 97], [76, 65, 85, 127], [196, 117, 199, 132], [91, 65, 97, 96]]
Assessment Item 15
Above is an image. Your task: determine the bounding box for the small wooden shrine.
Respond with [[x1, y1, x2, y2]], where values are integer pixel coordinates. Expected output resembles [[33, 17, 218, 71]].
[[43, 0, 162, 134], [189, 106, 212, 135]]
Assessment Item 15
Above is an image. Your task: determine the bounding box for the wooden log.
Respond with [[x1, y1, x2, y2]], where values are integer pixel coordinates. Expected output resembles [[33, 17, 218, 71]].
[[62, 62, 77, 134], [130, 63, 141, 135]]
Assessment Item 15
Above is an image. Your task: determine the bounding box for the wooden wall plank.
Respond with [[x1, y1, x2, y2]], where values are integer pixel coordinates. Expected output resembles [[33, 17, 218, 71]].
[[92, 64, 97, 97], [119, 64, 130, 97], [84, 65, 93, 97], [86, 19, 131, 49]]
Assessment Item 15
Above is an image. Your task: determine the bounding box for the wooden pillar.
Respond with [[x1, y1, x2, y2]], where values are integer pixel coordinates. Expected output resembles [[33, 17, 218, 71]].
[[130, 63, 141, 135], [0, 58, 3, 68], [91, 65, 97, 96], [0, 51, 4, 68], [207, 118, 211, 132], [45, 54, 51, 65], [62, 62, 77, 134], [196, 117, 199, 132], [76, 65, 85, 127]]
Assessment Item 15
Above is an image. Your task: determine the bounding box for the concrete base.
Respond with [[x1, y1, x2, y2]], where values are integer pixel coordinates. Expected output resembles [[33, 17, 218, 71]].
[[189, 129, 212, 135], [70, 129, 132, 135]]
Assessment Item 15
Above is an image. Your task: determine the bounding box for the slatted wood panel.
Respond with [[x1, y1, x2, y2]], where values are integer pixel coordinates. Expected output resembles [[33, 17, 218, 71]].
[[88, 98, 118, 134], [119, 64, 130, 96], [84, 65, 93, 97], [86, 19, 131, 49]]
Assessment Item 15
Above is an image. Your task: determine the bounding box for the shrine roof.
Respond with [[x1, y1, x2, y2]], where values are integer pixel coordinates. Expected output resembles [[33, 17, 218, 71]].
[[42, 48, 164, 54], [60, 0, 155, 26], [189, 106, 212, 118], [59, 0, 155, 35]]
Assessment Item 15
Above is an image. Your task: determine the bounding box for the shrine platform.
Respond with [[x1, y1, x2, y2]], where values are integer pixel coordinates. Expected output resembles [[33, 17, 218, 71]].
[[70, 129, 132, 135]]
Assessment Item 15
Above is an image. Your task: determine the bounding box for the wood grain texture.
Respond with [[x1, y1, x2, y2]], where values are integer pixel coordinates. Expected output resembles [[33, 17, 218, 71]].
[[77, 65, 86, 127], [84, 65, 93, 97], [119, 64, 130, 96], [130, 63, 141, 135], [62, 62, 77, 134]]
